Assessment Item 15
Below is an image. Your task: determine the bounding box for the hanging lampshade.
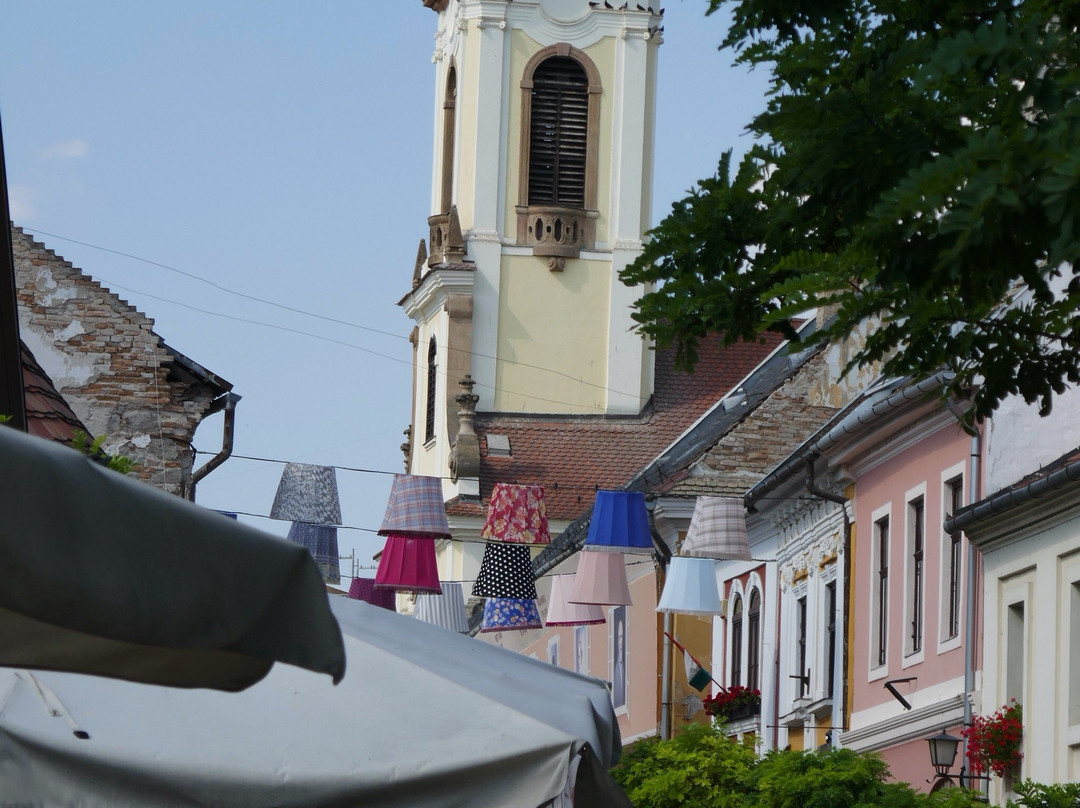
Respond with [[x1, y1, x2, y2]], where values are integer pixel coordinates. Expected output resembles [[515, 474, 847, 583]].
[[569, 550, 632, 606], [374, 535, 442, 593], [285, 522, 340, 584], [656, 557, 724, 615], [472, 543, 537, 599], [270, 463, 342, 525], [414, 581, 470, 633], [583, 490, 653, 554], [378, 474, 452, 538], [680, 496, 751, 560], [480, 483, 551, 545], [347, 577, 397, 611], [479, 597, 543, 633], [545, 574, 605, 626]]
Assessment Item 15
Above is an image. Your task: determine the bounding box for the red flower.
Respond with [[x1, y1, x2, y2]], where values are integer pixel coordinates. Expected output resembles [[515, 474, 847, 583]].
[[963, 702, 1023, 778]]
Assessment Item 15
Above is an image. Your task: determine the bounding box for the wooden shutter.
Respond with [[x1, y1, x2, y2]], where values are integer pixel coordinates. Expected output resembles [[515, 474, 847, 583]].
[[528, 57, 588, 207]]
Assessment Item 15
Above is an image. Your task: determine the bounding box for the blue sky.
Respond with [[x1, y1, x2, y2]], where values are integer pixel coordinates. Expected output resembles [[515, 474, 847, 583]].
[[0, 1, 771, 574]]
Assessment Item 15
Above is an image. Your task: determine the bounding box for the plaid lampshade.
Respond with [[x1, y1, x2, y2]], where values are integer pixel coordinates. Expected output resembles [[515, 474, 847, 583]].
[[569, 550, 632, 606], [479, 597, 543, 633], [413, 581, 470, 633], [374, 534, 442, 593], [544, 574, 605, 626], [656, 557, 724, 615], [680, 496, 751, 560], [583, 490, 653, 554], [480, 483, 550, 545], [472, 543, 538, 599], [347, 577, 397, 610], [378, 474, 452, 538], [270, 463, 342, 525]]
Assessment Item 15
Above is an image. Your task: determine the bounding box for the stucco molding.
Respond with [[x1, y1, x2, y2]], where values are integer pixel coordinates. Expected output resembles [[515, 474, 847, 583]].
[[842, 695, 964, 753]]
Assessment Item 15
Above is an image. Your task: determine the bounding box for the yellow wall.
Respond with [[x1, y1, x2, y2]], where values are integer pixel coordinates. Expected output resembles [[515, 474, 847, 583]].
[[670, 613, 715, 733], [788, 727, 805, 752], [456, 34, 481, 228], [495, 253, 610, 412]]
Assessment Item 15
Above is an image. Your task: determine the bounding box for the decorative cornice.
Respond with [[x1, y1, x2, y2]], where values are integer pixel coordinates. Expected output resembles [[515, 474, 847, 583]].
[[400, 268, 476, 322], [842, 695, 964, 753]]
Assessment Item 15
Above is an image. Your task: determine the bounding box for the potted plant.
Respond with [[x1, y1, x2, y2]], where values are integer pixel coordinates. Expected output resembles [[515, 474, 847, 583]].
[[703, 685, 761, 722], [963, 700, 1023, 778]]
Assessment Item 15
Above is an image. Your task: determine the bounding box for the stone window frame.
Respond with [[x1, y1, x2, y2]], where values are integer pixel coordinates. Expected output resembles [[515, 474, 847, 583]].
[[516, 43, 601, 268]]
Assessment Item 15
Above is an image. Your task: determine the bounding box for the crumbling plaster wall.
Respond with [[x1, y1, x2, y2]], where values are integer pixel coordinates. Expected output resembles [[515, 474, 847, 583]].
[[12, 227, 217, 496]]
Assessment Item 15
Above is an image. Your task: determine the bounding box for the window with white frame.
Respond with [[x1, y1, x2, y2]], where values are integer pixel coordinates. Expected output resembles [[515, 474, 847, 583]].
[[825, 578, 837, 699], [907, 495, 925, 656], [796, 593, 808, 698], [424, 336, 438, 444], [1070, 580, 1080, 728], [871, 511, 890, 671], [944, 475, 964, 641]]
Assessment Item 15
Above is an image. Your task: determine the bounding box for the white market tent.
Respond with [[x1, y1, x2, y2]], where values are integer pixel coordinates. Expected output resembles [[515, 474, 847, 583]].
[[0, 596, 631, 807]]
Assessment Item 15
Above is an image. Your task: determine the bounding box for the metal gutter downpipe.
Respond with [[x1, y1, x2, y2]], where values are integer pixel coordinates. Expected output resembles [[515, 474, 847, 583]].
[[647, 503, 675, 740], [962, 425, 981, 770], [186, 392, 241, 502]]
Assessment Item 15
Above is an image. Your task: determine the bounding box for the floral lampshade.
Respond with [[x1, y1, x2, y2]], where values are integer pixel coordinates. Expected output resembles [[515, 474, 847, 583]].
[[569, 550, 632, 606], [471, 543, 538, 599], [479, 597, 543, 633], [583, 490, 654, 554], [373, 534, 442, 594], [680, 496, 751, 560], [378, 474, 452, 538], [347, 577, 397, 611], [414, 581, 470, 633], [656, 557, 724, 615], [480, 483, 550, 545], [544, 574, 605, 626]]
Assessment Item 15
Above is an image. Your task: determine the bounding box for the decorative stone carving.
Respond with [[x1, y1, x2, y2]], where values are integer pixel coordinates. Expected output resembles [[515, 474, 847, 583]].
[[428, 205, 467, 266], [449, 375, 480, 482], [401, 426, 412, 470], [518, 205, 597, 269], [413, 239, 427, 289]]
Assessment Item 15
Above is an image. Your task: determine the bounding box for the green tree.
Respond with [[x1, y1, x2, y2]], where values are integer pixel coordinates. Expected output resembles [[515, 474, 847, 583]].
[[621, 0, 1080, 425]]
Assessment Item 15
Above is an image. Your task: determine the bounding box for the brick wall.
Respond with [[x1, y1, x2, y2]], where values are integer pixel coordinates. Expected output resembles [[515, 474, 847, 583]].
[[12, 226, 226, 496]]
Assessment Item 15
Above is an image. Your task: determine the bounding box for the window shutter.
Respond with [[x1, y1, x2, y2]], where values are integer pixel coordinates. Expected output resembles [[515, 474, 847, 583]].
[[528, 57, 588, 207]]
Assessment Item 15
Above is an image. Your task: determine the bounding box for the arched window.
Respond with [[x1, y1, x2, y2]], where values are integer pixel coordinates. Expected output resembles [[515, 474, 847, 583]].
[[730, 594, 743, 687], [747, 589, 761, 691], [517, 44, 600, 265], [440, 65, 457, 214], [425, 336, 437, 444]]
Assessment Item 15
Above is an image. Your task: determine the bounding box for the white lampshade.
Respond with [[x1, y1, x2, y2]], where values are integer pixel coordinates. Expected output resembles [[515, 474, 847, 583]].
[[414, 581, 470, 633], [569, 551, 632, 606], [656, 557, 724, 615]]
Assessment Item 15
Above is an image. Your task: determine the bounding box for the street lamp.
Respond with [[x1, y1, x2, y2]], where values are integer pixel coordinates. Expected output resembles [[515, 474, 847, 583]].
[[927, 731, 962, 779]]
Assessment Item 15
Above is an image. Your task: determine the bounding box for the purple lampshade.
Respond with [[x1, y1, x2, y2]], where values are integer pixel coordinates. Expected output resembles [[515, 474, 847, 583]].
[[480, 483, 551, 545], [583, 490, 653, 554], [680, 496, 751, 560], [471, 543, 538, 599], [479, 597, 543, 633], [544, 574, 605, 626], [374, 534, 442, 594], [347, 577, 397, 610], [378, 474, 451, 538], [569, 550, 632, 606]]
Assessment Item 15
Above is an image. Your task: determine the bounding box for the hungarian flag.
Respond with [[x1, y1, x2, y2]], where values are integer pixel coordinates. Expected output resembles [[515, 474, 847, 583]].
[[665, 632, 713, 692]]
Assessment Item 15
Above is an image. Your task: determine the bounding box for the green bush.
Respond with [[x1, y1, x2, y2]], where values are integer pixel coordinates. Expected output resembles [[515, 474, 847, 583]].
[[1009, 780, 1080, 808]]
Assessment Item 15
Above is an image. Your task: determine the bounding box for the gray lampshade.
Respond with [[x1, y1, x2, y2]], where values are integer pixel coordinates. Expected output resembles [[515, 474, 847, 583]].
[[414, 581, 470, 633], [270, 463, 342, 525]]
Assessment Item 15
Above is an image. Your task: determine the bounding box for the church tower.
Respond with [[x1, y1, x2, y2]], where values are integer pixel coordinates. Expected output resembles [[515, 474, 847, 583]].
[[401, 0, 663, 498]]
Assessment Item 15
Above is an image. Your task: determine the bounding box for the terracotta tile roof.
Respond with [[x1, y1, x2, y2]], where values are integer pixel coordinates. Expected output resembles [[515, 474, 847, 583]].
[[472, 334, 785, 521], [21, 342, 87, 444]]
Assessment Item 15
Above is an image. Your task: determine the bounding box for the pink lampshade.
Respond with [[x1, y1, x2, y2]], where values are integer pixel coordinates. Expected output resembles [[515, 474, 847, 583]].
[[480, 483, 551, 545], [378, 474, 452, 538], [545, 574, 605, 626], [347, 577, 397, 610], [569, 550, 633, 606], [680, 496, 751, 560], [373, 534, 442, 593]]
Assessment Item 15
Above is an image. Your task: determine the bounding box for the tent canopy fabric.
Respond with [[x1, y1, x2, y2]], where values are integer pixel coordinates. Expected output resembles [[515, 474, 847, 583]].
[[0, 597, 630, 808], [0, 425, 346, 691]]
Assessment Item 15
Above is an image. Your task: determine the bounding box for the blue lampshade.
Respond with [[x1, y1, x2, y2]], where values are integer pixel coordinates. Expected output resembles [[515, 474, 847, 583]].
[[583, 490, 654, 554], [479, 598, 543, 632]]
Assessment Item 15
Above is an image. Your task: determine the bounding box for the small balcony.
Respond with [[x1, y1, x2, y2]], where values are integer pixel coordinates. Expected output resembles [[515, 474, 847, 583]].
[[516, 205, 596, 271]]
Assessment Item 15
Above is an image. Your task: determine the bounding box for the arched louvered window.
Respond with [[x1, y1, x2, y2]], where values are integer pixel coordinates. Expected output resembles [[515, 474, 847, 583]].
[[747, 589, 761, 691], [425, 336, 437, 444], [517, 44, 600, 265], [528, 57, 587, 207], [730, 594, 743, 687]]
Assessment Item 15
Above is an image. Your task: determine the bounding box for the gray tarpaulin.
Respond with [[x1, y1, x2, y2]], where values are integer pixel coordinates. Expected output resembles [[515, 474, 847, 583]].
[[0, 425, 346, 690], [0, 597, 631, 808]]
